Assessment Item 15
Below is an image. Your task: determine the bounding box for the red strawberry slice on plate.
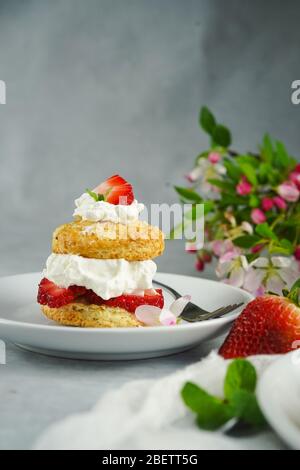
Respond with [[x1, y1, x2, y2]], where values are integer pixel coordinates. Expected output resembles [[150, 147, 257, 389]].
[[93, 174, 134, 205], [219, 291, 300, 358], [37, 278, 87, 308], [86, 288, 164, 313]]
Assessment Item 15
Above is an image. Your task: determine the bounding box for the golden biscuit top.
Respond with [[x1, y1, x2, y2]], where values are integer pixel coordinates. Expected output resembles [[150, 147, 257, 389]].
[[52, 219, 164, 261]]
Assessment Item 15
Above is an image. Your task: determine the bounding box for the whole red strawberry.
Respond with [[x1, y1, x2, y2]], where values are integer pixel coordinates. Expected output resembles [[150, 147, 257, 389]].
[[219, 283, 300, 358]]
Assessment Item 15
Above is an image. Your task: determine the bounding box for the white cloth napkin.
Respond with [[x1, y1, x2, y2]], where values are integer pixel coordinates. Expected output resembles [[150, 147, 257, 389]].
[[34, 352, 285, 450]]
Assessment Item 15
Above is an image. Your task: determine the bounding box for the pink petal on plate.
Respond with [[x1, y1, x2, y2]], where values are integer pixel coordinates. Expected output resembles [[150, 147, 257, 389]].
[[169, 295, 191, 317], [135, 305, 161, 326], [159, 309, 177, 326]]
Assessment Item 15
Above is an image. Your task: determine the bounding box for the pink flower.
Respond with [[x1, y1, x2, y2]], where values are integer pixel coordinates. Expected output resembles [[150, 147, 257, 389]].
[[289, 171, 300, 189], [277, 181, 300, 202], [294, 246, 300, 261], [251, 208, 266, 224], [273, 196, 287, 210], [236, 176, 252, 196], [135, 296, 191, 327], [261, 197, 274, 212], [208, 152, 221, 164], [211, 239, 235, 257], [295, 164, 300, 173]]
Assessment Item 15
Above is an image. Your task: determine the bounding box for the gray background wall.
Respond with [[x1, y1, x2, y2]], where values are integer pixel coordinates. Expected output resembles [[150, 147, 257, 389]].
[[0, 0, 300, 276]]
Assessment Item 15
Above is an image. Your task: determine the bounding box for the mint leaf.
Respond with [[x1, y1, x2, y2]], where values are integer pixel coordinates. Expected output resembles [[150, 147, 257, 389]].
[[196, 402, 232, 431], [199, 107, 216, 135], [181, 382, 232, 431], [233, 235, 260, 249], [212, 124, 231, 147], [229, 390, 266, 427], [224, 359, 257, 401], [86, 189, 99, 201], [255, 223, 278, 241], [174, 186, 202, 203]]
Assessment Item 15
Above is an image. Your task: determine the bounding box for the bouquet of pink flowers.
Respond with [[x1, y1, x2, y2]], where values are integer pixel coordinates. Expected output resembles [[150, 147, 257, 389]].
[[175, 107, 300, 296]]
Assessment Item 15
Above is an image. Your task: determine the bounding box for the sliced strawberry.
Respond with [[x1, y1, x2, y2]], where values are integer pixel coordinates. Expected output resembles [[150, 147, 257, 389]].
[[37, 278, 87, 308], [86, 288, 164, 313], [93, 175, 127, 194], [105, 182, 134, 205], [93, 174, 134, 205], [219, 295, 300, 358]]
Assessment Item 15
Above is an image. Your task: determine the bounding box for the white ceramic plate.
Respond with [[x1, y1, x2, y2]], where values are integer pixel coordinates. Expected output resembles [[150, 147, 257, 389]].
[[0, 272, 252, 360], [257, 351, 300, 450]]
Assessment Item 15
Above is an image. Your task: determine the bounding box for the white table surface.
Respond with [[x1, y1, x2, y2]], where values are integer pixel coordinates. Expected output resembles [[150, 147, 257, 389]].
[[0, 241, 286, 450]]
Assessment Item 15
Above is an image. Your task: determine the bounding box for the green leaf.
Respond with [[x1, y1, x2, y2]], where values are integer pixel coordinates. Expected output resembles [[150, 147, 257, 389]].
[[249, 194, 260, 208], [207, 178, 235, 193], [233, 235, 260, 249], [223, 159, 242, 182], [181, 382, 232, 431], [236, 154, 259, 168], [258, 162, 272, 183], [261, 134, 274, 163], [287, 278, 300, 305], [174, 186, 202, 203], [255, 223, 278, 241], [199, 107, 216, 135], [86, 188, 102, 201], [212, 124, 231, 147], [275, 140, 290, 168], [269, 239, 294, 256], [224, 359, 257, 401], [239, 162, 257, 186], [229, 390, 266, 427]]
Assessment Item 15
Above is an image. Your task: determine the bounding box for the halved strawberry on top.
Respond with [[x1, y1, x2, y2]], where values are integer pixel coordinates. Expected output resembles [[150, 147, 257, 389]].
[[92, 174, 134, 205], [37, 278, 87, 308]]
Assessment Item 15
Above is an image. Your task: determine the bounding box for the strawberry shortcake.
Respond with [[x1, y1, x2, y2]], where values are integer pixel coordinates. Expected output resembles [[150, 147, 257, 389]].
[[37, 175, 165, 327]]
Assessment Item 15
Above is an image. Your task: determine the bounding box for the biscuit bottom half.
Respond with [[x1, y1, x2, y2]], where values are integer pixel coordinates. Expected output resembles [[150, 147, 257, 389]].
[[41, 302, 143, 328]]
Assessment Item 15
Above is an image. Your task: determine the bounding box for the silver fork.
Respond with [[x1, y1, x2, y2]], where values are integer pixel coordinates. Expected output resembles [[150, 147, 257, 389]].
[[153, 280, 244, 322]]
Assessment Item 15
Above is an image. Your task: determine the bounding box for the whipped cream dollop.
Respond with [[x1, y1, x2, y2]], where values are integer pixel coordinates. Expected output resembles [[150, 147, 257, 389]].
[[73, 193, 144, 224], [44, 253, 157, 300]]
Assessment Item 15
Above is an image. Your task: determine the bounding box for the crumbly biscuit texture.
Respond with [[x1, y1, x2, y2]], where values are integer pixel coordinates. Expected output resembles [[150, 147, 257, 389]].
[[52, 219, 164, 261], [41, 302, 143, 328]]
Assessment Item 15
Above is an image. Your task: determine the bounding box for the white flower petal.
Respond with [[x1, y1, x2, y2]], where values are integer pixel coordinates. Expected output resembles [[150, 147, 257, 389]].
[[169, 295, 191, 317], [135, 305, 161, 326], [243, 267, 265, 293], [229, 266, 245, 287], [250, 257, 269, 268], [279, 268, 299, 288], [271, 256, 292, 268], [266, 274, 286, 295], [159, 309, 177, 326]]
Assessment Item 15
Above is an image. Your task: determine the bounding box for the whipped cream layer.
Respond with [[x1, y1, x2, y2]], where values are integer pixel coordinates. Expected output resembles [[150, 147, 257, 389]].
[[73, 193, 144, 223], [44, 253, 157, 300]]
